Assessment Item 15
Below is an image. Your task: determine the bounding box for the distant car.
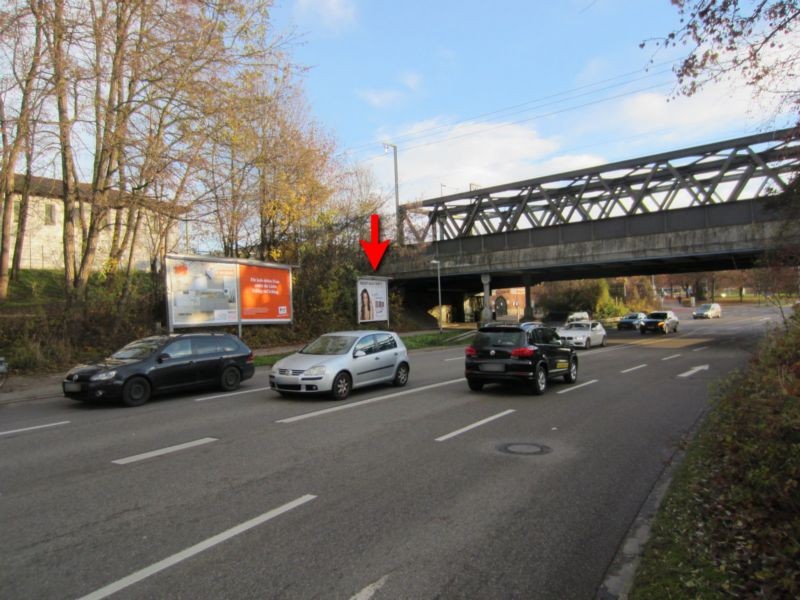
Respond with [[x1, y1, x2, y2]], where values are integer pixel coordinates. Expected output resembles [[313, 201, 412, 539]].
[[640, 311, 679, 334], [617, 312, 647, 330], [557, 320, 607, 349], [565, 311, 590, 324], [465, 324, 577, 394], [693, 303, 722, 319], [269, 331, 409, 400], [62, 333, 255, 406]]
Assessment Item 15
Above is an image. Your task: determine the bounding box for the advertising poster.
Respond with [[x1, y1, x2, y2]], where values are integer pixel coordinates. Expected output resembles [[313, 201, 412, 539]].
[[357, 277, 389, 323], [239, 263, 293, 323], [166, 256, 239, 326]]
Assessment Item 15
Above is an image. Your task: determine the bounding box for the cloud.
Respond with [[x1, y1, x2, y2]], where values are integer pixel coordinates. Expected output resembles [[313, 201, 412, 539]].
[[370, 120, 604, 202], [356, 71, 423, 109], [294, 0, 356, 32], [400, 71, 422, 92], [357, 88, 404, 109]]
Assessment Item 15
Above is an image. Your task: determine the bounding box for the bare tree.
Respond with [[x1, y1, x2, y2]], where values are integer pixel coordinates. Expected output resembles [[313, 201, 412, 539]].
[[647, 1, 800, 118], [0, 0, 47, 299]]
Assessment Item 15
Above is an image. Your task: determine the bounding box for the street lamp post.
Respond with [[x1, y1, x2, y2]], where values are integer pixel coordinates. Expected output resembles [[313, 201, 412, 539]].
[[383, 143, 402, 245], [431, 259, 442, 333]]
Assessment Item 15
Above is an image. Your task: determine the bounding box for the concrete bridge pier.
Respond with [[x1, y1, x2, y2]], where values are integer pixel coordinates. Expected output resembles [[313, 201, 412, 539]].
[[481, 274, 492, 323], [522, 275, 537, 321]]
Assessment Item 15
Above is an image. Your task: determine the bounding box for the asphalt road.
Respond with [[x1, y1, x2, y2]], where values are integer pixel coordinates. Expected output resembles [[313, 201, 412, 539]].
[[0, 304, 786, 599]]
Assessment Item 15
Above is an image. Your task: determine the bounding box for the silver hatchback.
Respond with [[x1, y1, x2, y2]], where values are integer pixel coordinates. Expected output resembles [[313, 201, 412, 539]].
[[269, 331, 410, 400]]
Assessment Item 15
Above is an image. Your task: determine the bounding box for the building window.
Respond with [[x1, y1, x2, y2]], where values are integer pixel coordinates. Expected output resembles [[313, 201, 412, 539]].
[[45, 204, 56, 226]]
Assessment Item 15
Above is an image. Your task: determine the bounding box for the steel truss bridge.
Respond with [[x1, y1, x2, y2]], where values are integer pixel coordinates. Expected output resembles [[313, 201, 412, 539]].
[[400, 128, 800, 245]]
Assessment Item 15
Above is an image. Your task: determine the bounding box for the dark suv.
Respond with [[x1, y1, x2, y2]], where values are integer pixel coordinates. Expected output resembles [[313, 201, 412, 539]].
[[465, 324, 578, 394], [62, 333, 255, 406]]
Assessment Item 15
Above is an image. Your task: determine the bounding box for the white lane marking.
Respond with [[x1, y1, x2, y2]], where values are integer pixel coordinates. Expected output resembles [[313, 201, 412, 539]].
[[76, 494, 317, 600], [276, 379, 465, 424], [621, 364, 647, 374], [350, 575, 391, 600], [0, 420, 70, 437], [435, 409, 515, 442], [662, 354, 682, 361], [678, 365, 710, 378], [444, 356, 464, 362], [112, 438, 218, 465], [195, 386, 273, 402], [692, 346, 708, 352], [556, 379, 599, 394]]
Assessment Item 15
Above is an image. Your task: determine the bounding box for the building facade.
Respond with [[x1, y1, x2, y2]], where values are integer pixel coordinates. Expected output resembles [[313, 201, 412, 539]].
[[7, 175, 180, 271]]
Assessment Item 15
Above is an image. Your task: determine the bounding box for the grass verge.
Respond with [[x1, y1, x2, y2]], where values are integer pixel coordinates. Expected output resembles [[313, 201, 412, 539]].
[[630, 314, 800, 598]]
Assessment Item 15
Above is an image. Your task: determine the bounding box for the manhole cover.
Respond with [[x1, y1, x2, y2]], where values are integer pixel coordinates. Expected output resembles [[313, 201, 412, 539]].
[[498, 442, 551, 456]]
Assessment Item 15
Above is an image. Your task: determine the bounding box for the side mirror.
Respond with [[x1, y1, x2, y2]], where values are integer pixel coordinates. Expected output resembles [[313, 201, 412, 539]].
[[354, 350, 366, 358], [157, 353, 171, 363]]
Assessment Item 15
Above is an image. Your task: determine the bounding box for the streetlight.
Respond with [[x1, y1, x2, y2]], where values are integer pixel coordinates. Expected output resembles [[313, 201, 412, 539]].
[[431, 259, 443, 333], [383, 143, 402, 244]]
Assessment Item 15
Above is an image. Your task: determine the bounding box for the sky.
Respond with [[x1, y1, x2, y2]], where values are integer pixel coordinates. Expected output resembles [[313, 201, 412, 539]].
[[270, 0, 794, 207]]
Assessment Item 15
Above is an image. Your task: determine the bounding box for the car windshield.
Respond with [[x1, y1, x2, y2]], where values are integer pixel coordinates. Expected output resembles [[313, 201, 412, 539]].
[[699, 304, 712, 310], [648, 312, 668, 319], [623, 314, 640, 319], [565, 323, 590, 330], [111, 337, 165, 360], [474, 330, 526, 348], [301, 335, 357, 355]]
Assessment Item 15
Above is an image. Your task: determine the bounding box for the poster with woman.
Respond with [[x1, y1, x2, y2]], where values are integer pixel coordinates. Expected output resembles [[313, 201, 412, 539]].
[[357, 277, 389, 323]]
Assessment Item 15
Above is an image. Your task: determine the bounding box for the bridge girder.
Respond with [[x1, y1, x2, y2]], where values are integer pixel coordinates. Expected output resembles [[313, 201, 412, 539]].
[[400, 129, 800, 243]]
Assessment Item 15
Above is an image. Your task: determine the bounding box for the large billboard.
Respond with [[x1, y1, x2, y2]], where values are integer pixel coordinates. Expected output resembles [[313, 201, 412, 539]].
[[165, 255, 292, 329], [239, 263, 292, 323], [357, 277, 389, 323]]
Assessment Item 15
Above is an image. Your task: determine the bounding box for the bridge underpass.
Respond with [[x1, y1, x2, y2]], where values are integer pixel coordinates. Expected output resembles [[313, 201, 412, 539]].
[[379, 129, 800, 323]]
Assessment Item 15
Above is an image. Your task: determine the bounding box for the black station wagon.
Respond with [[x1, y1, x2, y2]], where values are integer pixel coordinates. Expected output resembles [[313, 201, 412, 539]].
[[62, 333, 255, 406], [465, 324, 578, 394]]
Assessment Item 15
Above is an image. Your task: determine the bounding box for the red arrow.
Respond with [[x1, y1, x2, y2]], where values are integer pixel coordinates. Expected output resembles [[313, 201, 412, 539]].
[[360, 214, 391, 270]]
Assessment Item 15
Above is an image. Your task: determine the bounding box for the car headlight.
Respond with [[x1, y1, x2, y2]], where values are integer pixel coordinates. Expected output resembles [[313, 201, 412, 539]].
[[90, 370, 117, 381], [304, 365, 326, 377]]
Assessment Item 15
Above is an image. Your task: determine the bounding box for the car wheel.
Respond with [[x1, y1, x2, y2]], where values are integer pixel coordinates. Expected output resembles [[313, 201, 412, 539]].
[[122, 376, 151, 407], [331, 371, 352, 400], [467, 378, 483, 392], [601, 336, 607, 347], [640, 328, 646, 335], [219, 366, 241, 391], [531, 364, 547, 395], [563, 357, 578, 383], [585, 339, 591, 349], [674, 323, 679, 333], [392, 362, 409, 387]]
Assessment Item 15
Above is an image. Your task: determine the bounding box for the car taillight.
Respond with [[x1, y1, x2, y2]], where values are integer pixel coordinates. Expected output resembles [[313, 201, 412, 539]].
[[246, 351, 254, 363], [511, 347, 535, 358], [465, 346, 477, 357]]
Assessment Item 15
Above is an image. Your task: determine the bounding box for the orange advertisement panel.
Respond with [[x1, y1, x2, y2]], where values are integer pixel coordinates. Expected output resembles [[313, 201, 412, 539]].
[[238, 264, 293, 323]]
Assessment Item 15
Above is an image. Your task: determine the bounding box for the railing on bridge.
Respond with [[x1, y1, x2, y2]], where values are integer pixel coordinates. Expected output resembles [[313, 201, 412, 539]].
[[400, 128, 800, 243]]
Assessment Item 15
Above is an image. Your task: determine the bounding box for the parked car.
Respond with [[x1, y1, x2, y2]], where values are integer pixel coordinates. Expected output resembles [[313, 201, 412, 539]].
[[465, 324, 577, 394], [62, 333, 255, 406], [617, 312, 647, 330], [557, 320, 607, 349], [693, 303, 722, 319], [640, 311, 679, 334], [269, 330, 409, 400]]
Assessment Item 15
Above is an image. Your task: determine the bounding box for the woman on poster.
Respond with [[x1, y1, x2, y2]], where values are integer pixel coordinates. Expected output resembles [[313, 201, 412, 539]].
[[360, 288, 374, 321]]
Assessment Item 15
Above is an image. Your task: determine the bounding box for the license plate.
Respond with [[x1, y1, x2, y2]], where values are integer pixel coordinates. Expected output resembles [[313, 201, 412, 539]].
[[556, 360, 568, 369], [479, 363, 505, 373], [64, 382, 81, 392]]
